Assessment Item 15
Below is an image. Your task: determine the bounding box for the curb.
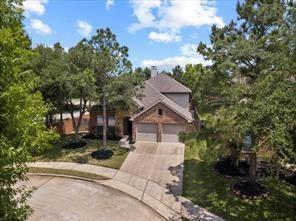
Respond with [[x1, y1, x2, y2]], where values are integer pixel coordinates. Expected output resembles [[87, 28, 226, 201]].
[[27, 172, 104, 183]]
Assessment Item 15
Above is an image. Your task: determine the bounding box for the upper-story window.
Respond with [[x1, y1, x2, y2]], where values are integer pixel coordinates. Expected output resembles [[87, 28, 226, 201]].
[[158, 109, 163, 116]]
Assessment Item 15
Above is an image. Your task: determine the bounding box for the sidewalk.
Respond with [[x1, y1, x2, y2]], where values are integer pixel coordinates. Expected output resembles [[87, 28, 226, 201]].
[[28, 162, 224, 221]]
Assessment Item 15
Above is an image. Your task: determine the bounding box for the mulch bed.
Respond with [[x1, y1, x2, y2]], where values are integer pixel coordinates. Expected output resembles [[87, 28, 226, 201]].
[[213, 158, 249, 179], [232, 181, 268, 199], [82, 133, 121, 141], [62, 141, 87, 149], [279, 173, 296, 187], [82, 133, 99, 140], [91, 149, 114, 160], [213, 157, 271, 179]]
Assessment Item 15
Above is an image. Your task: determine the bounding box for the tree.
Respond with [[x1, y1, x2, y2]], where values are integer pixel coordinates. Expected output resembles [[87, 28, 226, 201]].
[[171, 65, 183, 82], [198, 0, 295, 185], [133, 67, 151, 82], [32, 41, 97, 143], [66, 41, 97, 142], [31, 43, 69, 127], [87, 28, 133, 150], [0, 0, 57, 219]]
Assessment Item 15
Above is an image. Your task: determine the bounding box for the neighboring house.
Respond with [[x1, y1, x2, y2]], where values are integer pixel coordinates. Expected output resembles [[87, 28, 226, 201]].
[[53, 66, 197, 143], [52, 111, 90, 135]]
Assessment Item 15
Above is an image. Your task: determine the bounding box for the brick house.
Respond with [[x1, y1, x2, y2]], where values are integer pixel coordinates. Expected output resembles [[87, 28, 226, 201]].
[[55, 67, 196, 143], [89, 67, 196, 143], [52, 111, 90, 135]]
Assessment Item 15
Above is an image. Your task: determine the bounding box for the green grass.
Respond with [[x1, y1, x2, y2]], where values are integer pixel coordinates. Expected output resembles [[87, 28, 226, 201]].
[[182, 129, 296, 221], [28, 167, 108, 180], [34, 135, 129, 169]]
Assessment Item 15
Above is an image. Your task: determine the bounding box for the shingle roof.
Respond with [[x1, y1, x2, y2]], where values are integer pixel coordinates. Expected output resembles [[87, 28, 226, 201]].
[[133, 82, 165, 109], [147, 73, 191, 93], [132, 80, 193, 122]]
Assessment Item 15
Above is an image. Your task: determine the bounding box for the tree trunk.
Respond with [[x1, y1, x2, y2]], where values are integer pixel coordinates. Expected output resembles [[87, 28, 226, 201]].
[[231, 148, 240, 168], [102, 94, 107, 150], [49, 114, 53, 126], [70, 112, 79, 143], [45, 114, 50, 128], [60, 111, 63, 124], [248, 151, 257, 185]]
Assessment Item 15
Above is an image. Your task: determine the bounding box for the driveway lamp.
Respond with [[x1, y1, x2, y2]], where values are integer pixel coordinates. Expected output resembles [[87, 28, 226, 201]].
[[243, 135, 252, 152]]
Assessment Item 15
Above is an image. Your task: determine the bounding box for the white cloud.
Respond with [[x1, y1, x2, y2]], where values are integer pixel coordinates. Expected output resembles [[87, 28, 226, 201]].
[[106, 0, 114, 10], [142, 55, 210, 71], [149, 31, 181, 43], [23, 0, 48, 16], [129, 0, 224, 42], [30, 19, 52, 35], [76, 20, 93, 37], [180, 43, 198, 57], [142, 43, 211, 70], [129, 0, 162, 32]]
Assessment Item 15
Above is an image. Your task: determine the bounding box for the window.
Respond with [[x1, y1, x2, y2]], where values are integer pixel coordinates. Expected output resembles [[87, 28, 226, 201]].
[[108, 116, 115, 126], [158, 109, 163, 116], [97, 115, 103, 126], [97, 115, 115, 126]]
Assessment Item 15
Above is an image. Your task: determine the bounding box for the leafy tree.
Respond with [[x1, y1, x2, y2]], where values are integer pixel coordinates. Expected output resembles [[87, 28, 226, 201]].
[[31, 43, 69, 126], [32, 41, 97, 142], [171, 65, 183, 82], [86, 28, 133, 149], [197, 0, 295, 184], [133, 67, 151, 82], [0, 0, 57, 219], [66, 41, 97, 142]]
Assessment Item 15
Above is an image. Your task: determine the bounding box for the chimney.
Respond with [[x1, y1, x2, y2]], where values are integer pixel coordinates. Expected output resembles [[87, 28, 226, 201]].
[[151, 66, 157, 78]]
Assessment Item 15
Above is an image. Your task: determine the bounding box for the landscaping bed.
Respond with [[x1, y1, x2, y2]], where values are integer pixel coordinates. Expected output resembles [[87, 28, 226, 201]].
[[232, 181, 268, 199], [182, 130, 296, 221], [62, 141, 87, 149], [213, 157, 271, 179]]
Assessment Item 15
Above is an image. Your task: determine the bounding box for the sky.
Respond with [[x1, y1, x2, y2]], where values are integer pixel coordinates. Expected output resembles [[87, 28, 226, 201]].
[[23, 0, 237, 71]]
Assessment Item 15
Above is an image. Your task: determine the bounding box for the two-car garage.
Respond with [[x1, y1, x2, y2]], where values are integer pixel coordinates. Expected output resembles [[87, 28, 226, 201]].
[[136, 123, 185, 143]]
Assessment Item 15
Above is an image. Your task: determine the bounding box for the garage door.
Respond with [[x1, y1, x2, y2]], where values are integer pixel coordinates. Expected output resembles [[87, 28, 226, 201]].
[[162, 124, 185, 143], [136, 123, 157, 142]]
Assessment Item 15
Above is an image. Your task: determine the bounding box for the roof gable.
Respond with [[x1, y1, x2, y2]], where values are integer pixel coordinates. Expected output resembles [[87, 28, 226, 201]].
[[147, 73, 191, 93], [130, 99, 193, 122]]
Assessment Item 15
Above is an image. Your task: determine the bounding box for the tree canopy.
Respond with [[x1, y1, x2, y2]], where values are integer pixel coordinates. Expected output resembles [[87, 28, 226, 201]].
[[194, 0, 296, 182], [0, 0, 57, 219]]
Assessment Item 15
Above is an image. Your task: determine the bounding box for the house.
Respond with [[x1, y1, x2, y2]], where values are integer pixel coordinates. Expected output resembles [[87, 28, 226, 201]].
[[52, 111, 90, 135], [53, 66, 196, 143], [130, 66, 196, 143], [89, 66, 196, 143]]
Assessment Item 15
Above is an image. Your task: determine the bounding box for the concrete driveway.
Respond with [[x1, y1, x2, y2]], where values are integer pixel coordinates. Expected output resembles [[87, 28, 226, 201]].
[[23, 175, 164, 221], [120, 142, 184, 195]]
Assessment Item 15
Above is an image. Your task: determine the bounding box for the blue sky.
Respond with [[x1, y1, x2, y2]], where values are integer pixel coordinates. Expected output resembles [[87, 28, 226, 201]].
[[23, 0, 237, 71]]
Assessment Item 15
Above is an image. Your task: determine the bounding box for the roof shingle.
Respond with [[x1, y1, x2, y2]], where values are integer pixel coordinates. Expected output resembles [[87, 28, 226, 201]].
[[147, 73, 191, 93]]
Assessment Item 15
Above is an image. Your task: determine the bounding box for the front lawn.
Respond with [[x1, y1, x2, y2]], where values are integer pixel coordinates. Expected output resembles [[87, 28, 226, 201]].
[[182, 130, 296, 221], [34, 135, 129, 169]]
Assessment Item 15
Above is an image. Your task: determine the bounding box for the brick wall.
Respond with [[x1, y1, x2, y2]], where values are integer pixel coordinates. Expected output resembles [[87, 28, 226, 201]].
[[132, 103, 193, 142], [134, 103, 187, 124], [89, 106, 131, 137]]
